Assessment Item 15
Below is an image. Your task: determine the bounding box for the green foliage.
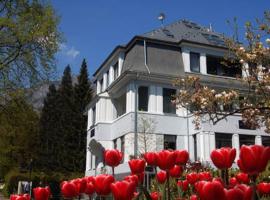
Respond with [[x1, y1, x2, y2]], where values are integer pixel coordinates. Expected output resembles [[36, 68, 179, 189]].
[[2, 169, 83, 197], [0, 0, 62, 92], [0, 93, 39, 178], [38, 62, 92, 173]]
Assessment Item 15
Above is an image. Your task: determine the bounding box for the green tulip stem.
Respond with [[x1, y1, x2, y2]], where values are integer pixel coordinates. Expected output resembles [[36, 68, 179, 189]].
[[166, 171, 171, 200], [251, 175, 258, 200], [112, 167, 115, 178]]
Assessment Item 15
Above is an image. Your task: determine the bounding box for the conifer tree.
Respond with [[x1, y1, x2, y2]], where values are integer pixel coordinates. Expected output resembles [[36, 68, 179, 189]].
[[74, 59, 93, 171], [58, 65, 77, 171], [39, 84, 61, 170]]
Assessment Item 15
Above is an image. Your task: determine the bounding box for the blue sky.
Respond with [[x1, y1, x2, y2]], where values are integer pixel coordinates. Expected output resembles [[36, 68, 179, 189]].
[[51, 0, 269, 78]]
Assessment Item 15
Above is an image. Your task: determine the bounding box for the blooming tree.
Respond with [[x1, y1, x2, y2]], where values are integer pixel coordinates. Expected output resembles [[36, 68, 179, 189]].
[[174, 11, 270, 133]]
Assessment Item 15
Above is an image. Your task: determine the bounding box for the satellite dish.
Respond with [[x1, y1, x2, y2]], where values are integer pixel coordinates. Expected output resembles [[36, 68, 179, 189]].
[[88, 139, 105, 159]]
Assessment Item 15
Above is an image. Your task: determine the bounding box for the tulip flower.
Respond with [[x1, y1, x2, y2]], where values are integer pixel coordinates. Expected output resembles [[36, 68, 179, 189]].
[[93, 174, 115, 196], [229, 177, 239, 188], [150, 192, 161, 200], [177, 180, 189, 192], [198, 172, 212, 181], [85, 182, 95, 196], [169, 165, 183, 178], [225, 188, 245, 200], [235, 184, 253, 200], [104, 149, 123, 167], [210, 147, 236, 169], [235, 172, 250, 184], [175, 150, 189, 165], [128, 159, 145, 174], [197, 180, 227, 200], [156, 170, 167, 184], [190, 194, 198, 200], [10, 194, 30, 200], [257, 182, 270, 196], [186, 172, 198, 185], [111, 180, 136, 200], [156, 150, 176, 170], [237, 145, 270, 175], [33, 187, 51, 200], [61, 181, 79, 198], [124, 174, 139, 186], [144, 152, 158, 166], [70, 178, 87, 194]]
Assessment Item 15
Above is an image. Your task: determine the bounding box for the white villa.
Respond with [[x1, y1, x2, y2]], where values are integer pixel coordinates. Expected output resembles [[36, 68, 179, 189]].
[[85, 20, 270, 176]]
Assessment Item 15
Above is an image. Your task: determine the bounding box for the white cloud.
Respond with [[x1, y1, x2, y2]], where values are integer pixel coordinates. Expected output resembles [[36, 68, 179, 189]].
[[66, 47, 80, 59], [59, 43, 80, 59]]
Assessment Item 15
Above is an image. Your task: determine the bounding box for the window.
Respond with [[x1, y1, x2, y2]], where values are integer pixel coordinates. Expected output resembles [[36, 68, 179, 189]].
[[206, 55, 242, 77], [215, 133, 232, 148], [138, 86, 149, 111], [121, 136, 125, 162], [262, 136, 270, 146], [113, 62, 119, 80], [106, 70, 109, 87], [92, 106, 96, 125], [239, 120, 256, 130], [190, 52, 200, 73], [113, 139, 117, 149], [100, 78, 104, 92], [239, 135, 255, 147], [193, 134, 197, 160], [163, 88, 176, 114], [164, 135, 176, 150]]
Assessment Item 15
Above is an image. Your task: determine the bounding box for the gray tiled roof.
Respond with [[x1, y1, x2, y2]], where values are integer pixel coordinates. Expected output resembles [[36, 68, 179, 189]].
[[141, 20, 227, 47]]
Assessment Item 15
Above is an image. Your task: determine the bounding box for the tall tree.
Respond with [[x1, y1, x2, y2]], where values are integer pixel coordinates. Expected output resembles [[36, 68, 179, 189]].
[[0, 93, 39, 178], [74, 59, 92, 171], [38, 84, 61, 170], [0, 0, 62, 93], [57, 65, 78, 171]]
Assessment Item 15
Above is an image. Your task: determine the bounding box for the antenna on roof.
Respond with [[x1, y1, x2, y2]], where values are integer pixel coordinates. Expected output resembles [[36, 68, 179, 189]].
[[209, 23, 213, 32], [158, 13, 166, 27]]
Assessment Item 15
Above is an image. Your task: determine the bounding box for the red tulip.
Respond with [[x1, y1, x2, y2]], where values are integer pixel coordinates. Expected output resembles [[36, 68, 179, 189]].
[[229, 177, 239, 188], [85, 176, 95, 183], [198, 172, 212, 181], [194, 181, 207, 196], [235, 184, 253, 200], [177, 180, 189, 192], [124, 174, 139, 186], [70, 178, 87, 194], [175, 150, 189, 165], [186, 172, 198, 185], [61, 181, 79, 198], [212, 177, 224, 186], [169, 165, 183, 178], [190, 194, 198, 200], [156, 150, 176, 170], [198, 180, 226, 200], [257, 182, 270, 196], [128, 159, 145, 174], [150, 192, 161, 200], [104, 149, 123, 167], [144, 152, 158, 166], [156, 170, 167, 184], [237, 145, 270, 175], [85, 182, 95, 195], [235, 172, 250, 184], [225, 188, 245, 200], [10, 194, 30, 200], [135, 172, 145, 184], [111, 180, 136, 200], [210, 147, 236, 169], [33, 187, 51, 200], [93, 174, 115, 196]]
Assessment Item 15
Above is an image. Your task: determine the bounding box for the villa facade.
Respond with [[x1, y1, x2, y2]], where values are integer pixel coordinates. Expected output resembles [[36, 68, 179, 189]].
[[85, 20, 270, 176]]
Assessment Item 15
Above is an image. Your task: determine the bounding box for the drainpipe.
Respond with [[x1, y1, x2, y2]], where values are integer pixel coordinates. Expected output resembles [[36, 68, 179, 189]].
[[144, 40, 151, 74], [134, 79, 138, 158]]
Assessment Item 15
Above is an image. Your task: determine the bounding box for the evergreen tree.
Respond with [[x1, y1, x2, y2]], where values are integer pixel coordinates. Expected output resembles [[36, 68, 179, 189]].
[[39, 84, 61, 170], [74, 59, 93, 171], [57, 65, 77, 171]]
